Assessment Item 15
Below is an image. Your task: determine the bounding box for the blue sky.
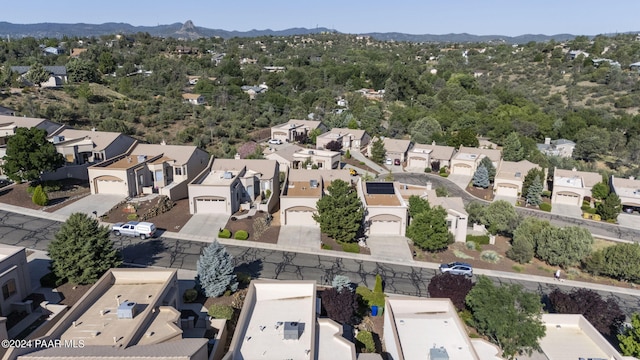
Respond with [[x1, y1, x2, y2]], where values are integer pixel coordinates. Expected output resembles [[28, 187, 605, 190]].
[[4, 0, 640, 36]]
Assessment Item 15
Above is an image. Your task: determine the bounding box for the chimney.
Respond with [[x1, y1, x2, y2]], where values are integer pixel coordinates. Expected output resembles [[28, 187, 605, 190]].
[[160, 139, 167, 145], [234, 153, 240, 160], [432, 140, 436, 146], [544, 137, 551, 145]]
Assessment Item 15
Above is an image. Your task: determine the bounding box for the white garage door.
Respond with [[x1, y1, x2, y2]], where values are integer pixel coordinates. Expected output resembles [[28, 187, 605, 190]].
[[409, 157, 428, 170], [369, 220, 401, 235], [195, 197, 227, 214], [496, 184, 518, 198], [555, 193, 580, 206], [285, 208, 317, 226], [96, 179, 127, 195], [453, 164, 473, 176]]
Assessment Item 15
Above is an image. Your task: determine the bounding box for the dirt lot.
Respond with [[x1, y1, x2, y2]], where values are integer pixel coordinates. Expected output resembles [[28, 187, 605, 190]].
[[101, 197, 193, 232], [0, 180, 90, 212], [222, 211, 279, 243]]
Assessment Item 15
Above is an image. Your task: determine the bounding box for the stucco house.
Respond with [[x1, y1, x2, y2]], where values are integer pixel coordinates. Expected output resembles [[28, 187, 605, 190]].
[[357, 181, 408, 236], [279, 169, 351, 226], [551, 168, 602, 207], [397, 182, 468, 243], [450, 147, 501, 176], [406, 142, 456, 171], [537, 138, 576, 158], [88, 143, 210, 200], [368, 137, 412, 163], [494, 160, 541, 200], [182, 93, 205, 105], [270, 119, 326, 143], [610, 175, 640, 208], [42, 129, 137, 181], [0, 245, 31, 317], [10, 66, 67, 88], [265, 145, 340, 170], [188, 159, 279, 215], [315, 128, 370, 151]]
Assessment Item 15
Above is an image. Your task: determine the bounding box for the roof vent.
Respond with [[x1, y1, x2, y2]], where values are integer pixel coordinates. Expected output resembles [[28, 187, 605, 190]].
[[283, 321, 303, 340], [429, 346, 449, 360], [117, 301, 137, 319], [310, 179, 319, 188], [137, 155, 147, 163], [308, 150, 314, 155], [223, 171, 233, 179], [52, 135, 65, 144]]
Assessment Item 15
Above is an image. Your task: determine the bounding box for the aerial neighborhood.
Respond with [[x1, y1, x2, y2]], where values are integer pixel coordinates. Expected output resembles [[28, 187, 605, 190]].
[[1, 22, 640, 360]]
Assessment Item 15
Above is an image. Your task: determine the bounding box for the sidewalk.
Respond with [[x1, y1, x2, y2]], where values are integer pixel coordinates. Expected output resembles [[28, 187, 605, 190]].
[[349, 151, 387, 175]]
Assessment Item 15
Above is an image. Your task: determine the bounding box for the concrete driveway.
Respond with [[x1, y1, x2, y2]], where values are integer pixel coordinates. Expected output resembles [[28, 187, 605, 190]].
[[278, 225, 321, 250], [179, 213, 229, 239], [54, 194, 125, 218], [366, 235, 413, 262], [551, 203, 582, 218], [447, 174, 472, 190], [493, 194, 517, 205], [618, 213, 640, 230]]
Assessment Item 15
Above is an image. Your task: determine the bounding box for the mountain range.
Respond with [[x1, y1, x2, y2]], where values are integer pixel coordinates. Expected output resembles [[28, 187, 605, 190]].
[[0, 20, 581, 43]]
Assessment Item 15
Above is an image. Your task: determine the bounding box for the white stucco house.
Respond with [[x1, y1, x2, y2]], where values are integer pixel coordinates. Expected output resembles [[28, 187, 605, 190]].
[[315, 128, 370, 151], [270, 119, 326, 143], [494, 160, 541, 200], [357, 181, 408, 236], [449, 147, 501, 176], [406, 142, 456, 171], [551, 168, 601, 207]]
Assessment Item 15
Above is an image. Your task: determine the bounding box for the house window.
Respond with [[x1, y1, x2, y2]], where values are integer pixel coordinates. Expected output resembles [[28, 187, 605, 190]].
[[175, 167, 183, 176], [94, 153, 103, 161], [2, 279, 16, 300], [446, 220, 452, 229]]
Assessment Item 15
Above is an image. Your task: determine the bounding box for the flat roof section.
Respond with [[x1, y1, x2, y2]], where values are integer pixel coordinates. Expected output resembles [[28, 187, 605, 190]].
[[0, 244, 22, 261], [285, 180, 322, 197], [554, 176, 583, 188], [199, 169, 239, 185], [454, 152, 480, 161]]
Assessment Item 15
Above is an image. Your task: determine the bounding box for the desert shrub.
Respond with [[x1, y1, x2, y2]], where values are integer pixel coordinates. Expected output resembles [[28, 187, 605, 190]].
[[218, 229, 231, 238], [542, 190, 551, 197], [583, 243, 640, 282], [539, 203, 552, 212], [127, 213, 138, 220], [466, 234, 490, 245], [32, 185, 48, 206], [183, 288, 198, 303], [424, 168, 432, 173], [454, 249, 474, 259], [342, 242, 360, 253], [236, 272, 252, 285], [234, 230, 249, 240], [207, 304, 234, 320], [356, 330, 376, 353], [466, 241, 478, 251], [427, 273, 474, 310], [481, 250, 501, 263]]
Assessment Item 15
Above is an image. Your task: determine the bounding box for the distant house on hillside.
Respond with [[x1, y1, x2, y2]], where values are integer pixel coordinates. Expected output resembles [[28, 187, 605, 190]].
[[182, 93, 205, 105], [537, 138, 576, 158], [10, 66, 67, 88]]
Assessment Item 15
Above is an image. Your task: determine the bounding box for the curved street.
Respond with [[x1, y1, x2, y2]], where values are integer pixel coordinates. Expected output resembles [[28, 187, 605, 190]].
[[390, 172, 640, 242], [1, 209, 640, 318]]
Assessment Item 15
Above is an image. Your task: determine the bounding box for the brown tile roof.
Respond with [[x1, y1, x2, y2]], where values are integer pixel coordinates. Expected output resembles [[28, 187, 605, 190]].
[[382, 138, 412, 153]]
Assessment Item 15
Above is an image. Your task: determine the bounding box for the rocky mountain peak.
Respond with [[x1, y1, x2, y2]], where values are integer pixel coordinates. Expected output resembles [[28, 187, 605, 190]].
[[179, 20, 196, 32]]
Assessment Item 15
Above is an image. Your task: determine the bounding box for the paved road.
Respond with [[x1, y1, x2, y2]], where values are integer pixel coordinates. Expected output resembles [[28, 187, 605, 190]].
[[391, 172, 640, 242], [2, 209, 640, 318]]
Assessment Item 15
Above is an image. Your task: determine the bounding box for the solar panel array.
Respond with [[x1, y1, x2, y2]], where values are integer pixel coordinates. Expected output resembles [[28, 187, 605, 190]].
[[366, 182, 395, 195]]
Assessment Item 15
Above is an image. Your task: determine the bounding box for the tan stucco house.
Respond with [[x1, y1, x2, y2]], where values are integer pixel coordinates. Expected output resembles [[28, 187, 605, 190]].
[[188, 159, 279, 215], [610, 175, 640, 208], [551, 168, 601, 207], [270, 119, 326, 143], [367, 137, 412, 163], [0, 245, 31, 317], [315, 128, 370, 151], [266, 146, 340, 170], [88, 143, 210, 200], [279, 169, 351, 227], [357, 181, 408, 236], [406, 142, 456, 171], [494, 160, 541, 199], [450, 147, 501, 176]]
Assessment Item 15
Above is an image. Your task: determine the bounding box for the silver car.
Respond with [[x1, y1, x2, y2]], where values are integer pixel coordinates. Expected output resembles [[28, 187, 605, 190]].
[[439, 262, 473, 277]]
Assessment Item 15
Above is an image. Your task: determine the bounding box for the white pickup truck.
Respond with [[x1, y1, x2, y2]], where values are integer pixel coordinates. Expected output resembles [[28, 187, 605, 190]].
[[112, 221, 157, 240]]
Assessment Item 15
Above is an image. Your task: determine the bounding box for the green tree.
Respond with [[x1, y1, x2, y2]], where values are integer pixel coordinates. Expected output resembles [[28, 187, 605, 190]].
[[410, 117, 442, 144], [584, 243, 640, 282], [597, 192, 621, 221], [619, 313, 640, 357], [1, 127, 65, 182], [31, 184, 48, 206], [48, 213, 121, 285], [465, 201, 487, 225], [97, 51, 116, 74], [447, 127, 479, 148], [591, 181, 610, 201], [195, 240, 238, 297], [472, 165, 490, 188], [483, 200, 519, 236], [506, 218, 552, 264], [536, 226, 593, 267], [522, 168, 545, 199], [25, 63, 50, 87], [370, 138, 386, 164], [67, 58, 98, 83], [479, 156, 496, 182], [573, 126, 611, 162], [408, 195, 430, 217], [407, 205, 453, 251], [465, 276, 545, 358], [502, 132, 524, 161], [314, 179, 364, 243], [526, 175, 543, 206]]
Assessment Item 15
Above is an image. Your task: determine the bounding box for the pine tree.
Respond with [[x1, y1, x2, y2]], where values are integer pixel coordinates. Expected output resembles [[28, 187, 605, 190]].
[[196, 241, 238, 297], [597, 192, 622, 221], [522, 168, 545, 198], [25, 63, 51, 87], [479, 156, 496, 182], [526, 175, 543, 206], [407, 206, 454, 251], [313, 179, 364, 243], [370, 138, 386, 164], [502, 132, 524, 161], [48, 213, 121, 285], [472, 164, 490, 188]]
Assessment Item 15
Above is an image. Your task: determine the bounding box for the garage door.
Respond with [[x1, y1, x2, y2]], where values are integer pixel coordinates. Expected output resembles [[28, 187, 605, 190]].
[[95, 177, 127, 195], [496, 184, 518, 198], [554, 192, 580, 206], [195, 197, 227, 214], [409, 157, 428, 170], [285, 207, 317, 226], [369, 214, 402, 235], [452, 164, 473, 176]]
